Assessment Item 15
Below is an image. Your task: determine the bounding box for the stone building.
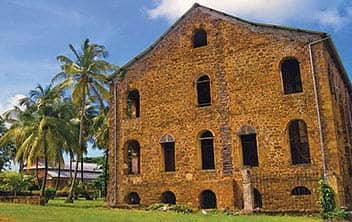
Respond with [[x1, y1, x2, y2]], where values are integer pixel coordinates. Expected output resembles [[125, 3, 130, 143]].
[[107, 3, 352, 212]]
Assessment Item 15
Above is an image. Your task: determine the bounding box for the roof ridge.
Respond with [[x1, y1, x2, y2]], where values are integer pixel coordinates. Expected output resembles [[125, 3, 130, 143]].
[[120, 3, 326, 71]]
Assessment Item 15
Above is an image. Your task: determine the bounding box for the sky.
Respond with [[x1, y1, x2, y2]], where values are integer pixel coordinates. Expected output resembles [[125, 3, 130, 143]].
[[0, 0, 351, 157]]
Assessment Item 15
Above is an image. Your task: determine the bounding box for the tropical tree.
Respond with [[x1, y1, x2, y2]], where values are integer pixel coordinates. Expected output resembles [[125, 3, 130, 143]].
[[0, 118, 16, 172], [53, 39, 119, 203], [91, 107, 109, 197], [0, 85, 77, 205]]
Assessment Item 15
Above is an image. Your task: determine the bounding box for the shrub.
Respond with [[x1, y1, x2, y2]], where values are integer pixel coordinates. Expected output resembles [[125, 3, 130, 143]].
[[318, 177, 335, 214], [168, 204, 193, 214], [147, 203, 193, 214], [317, 177, 347, 220], [0, 171, 36, 196], [147, 203, 165, 211], [45, 187, 56, 200]]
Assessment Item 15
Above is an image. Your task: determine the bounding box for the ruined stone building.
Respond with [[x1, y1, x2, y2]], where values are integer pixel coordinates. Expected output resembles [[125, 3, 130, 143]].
[[107, 4, 352, 212]]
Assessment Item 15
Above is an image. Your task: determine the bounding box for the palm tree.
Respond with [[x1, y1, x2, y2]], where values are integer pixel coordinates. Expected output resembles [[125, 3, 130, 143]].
[[92, 107, 109, 197], [53, 39, 119, 203], [0, 85, 77, 205]]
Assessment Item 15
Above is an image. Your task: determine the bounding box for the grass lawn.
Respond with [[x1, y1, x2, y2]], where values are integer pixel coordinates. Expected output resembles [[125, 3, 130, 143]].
[[0, 198, 322, 222]]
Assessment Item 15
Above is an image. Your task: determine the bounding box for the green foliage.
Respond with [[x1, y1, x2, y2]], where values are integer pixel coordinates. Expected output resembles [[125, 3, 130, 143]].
[[147, 203, 193, 214], [317, 178, 335, 214], [0, 171, 36, 195], [83, 156, 104, 164], [317, 178, 347, 220], [45, 187, 56, 200], [169, 205, 193, 214], [89, 174, 104, 198], [0, 118, 16, 172], [323, 208, 349, 220], [147, 203, 165, 211]]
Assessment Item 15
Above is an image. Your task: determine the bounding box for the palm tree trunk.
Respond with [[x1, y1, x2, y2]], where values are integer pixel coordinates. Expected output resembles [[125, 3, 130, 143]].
[[55, 160, 61, 191], [81, 154, 84, 183], [66, 83, 86, 203], [69, 151, 73, 181], [65, 157, 79, 203], [35, 158, 40, 185], [104, 148, 108, 198], [40, 139, 48, 206]]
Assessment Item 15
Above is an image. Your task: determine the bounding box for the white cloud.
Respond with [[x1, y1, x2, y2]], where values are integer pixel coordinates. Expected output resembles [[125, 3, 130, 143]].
[[147, 0, 352, 29], [0, 94, 26, 116], [316, 8, 348, 29]]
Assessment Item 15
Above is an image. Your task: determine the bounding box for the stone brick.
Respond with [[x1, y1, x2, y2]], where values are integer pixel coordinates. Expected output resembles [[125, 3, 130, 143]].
[[107, 4, 352, 212]]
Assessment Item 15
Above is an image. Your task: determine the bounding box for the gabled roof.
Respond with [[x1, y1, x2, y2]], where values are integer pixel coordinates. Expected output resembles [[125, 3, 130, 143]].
[[118, 3, 351, 95], [121, 3, 326, 70]]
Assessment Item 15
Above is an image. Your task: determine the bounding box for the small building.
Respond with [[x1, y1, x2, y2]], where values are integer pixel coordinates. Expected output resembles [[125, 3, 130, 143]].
[[25, 162, 102, 189], [107, 3, 352, 212]]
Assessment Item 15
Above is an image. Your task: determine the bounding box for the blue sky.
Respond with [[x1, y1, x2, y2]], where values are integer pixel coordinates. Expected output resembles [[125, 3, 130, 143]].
[[0, 0, 351, 157]]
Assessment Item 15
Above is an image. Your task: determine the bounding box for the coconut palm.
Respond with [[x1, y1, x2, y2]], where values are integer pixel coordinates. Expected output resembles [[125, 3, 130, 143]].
[[0, 85, 77, 205], [53, 39, 119, 203], [91, 107, 109, 197]]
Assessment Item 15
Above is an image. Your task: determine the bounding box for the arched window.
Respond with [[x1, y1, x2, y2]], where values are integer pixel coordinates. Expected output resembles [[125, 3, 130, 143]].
[[196, 75, 211, 107], [160, 134, 176, 172], [253, 188, 262, 208], [200, 190, 216, 209], [125, 192, 140, 204], [125, 140, 140, 174], [288, 120, 311, 164], [199, 131, 215, 170], [238, 126, 259, 167], [127, 89, 140, 118], [193, 28, 207, 48], [281, 58, 303, 94], [161, 191, 176, 204], [291, 186, 311, 196]]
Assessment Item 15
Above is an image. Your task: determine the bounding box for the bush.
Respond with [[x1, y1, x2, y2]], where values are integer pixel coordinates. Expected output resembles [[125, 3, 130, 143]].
[[317, 177, 347, 220], [45, 187, 56, 200], [168, 205, 193, 214], [147, 203, 193, 214], [0, 171, 36, 196], [318, 178, 335, 214], [147, 203, 165, 211]]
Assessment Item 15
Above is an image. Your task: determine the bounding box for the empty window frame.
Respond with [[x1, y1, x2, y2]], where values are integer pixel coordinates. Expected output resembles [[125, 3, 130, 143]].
[[241, 134, 259, 167], [288, 120, 311, 164], [199, 131, 215, 170], [160, 134, 176, 172], [193, 28, 207, 48], [238, 126, 259, 167], [196, 75, 211, 107], [125, 192, 141, 204], [200, 190, 216, 209], [162, 142, 175, 172], [125, 140, 140, 175], [281, 58, 303, 94], [161, 191, 176, 205], [291, 186, 311, 196], [127, 90, 140, 118]]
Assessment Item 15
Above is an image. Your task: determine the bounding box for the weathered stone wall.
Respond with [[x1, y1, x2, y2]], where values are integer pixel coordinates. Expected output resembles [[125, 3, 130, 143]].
[[322, 47, 352, 207], [107, 6, 351, 212]]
